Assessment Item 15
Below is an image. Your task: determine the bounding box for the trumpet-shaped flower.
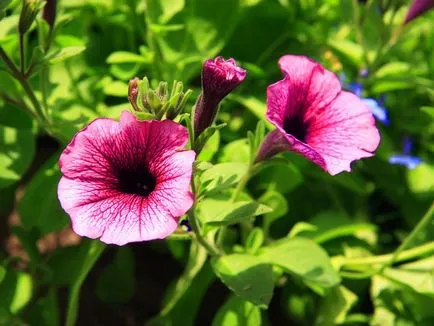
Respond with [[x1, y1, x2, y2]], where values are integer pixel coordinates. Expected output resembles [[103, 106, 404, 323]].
[[58, 111, 195, 245], [257, 55, 380, 175]]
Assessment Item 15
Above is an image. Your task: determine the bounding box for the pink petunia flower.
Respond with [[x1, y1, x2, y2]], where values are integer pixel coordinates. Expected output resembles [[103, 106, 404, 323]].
[[194, 56, 246, 137], [256, 55, 380, 175], [57, 111, 195, 245]]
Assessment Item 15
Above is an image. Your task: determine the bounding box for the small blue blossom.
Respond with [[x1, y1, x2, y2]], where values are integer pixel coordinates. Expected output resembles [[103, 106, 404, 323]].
[[402, 136, 414, 155], [344, 80, 389, 125], [362, 98, 390, 125], [388, 155, 422, 169], [388, 137, 422, 169], [348, 82, 363, 97]]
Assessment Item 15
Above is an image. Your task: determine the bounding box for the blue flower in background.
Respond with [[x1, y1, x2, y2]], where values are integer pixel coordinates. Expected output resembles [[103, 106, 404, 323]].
[[361, 98, 390, 125], [388, 137, 423, 169], [388, 155, 422, 169], [345, 81, 389, 125]]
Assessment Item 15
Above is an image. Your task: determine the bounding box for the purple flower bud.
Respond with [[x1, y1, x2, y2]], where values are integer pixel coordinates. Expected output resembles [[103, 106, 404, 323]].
[[42, 0, 56, 28], [194, 56, 246, 137], [405, 0, 434, 24]]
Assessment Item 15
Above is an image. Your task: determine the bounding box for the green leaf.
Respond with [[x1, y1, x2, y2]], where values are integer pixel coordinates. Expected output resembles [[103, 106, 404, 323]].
[[371, 273, 434, 325], [19, 153, 69, 235], [327, 38, 363, 68], [219, 139, 251, 164], [382, 256, 434, 296], [106, 51, 152, 64], [47, 46, 86, 64], [103, 80, 128, 97], [288, 222, 318, 239], [253, 160, 303, 194], [258, 237, 341, 288], [0, 269, 33, 314], [407, 163, 434, 198], [212, 296, 262, 326], [194, 123, 225, 153], [27, 289, 59, 326], [259, 190, 289, 234], [315, 286, 358, 326], [0, 122, 35, 189], [158, 241, 207, 317], [199, 162, 248, 195], [197, 129, 220, 161], [66, 240, 105, 326], [198, 196, 271, 226], [301, 212, 378, 245], [212, 254, 274, 307], [230, 95, 273, 130], [145, 0, 241, 82], [151, 263, 216, 326], [245, 228, 265, 254], [374, 62, 412, 78], [96, 247, 136, 303]]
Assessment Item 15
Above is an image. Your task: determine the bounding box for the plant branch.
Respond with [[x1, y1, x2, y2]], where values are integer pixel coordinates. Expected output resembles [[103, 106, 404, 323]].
[[188, 176, 221, 256], [19, 33, 25, 74], [0, 46, 47, 125], [380, 201, 434, 271], [341, 241, 434, 268]]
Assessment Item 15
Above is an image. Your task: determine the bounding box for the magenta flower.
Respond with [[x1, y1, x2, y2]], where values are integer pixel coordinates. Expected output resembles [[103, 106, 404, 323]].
[[57, 111, 195, 245], [194, 56, 246, 137], [405, 0, 434, 24], [256, 55, 380, 175]]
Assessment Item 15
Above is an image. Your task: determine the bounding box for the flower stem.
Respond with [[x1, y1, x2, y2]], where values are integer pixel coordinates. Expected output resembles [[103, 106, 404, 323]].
[[188, 177, 221, 256], [380, 200, 434, 271], [342, 241, 434, 268], [0, 46, 47, 125], [65, 241, 105, 326], [19, 33, 25, 74], [231, 165, 252, 202]]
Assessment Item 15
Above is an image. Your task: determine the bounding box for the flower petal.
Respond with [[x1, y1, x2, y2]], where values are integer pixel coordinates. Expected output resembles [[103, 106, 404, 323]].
[[59, 149, 195, 245], [277, 55, 342, 123], [256, 129, 326, 170], [59, 111, 190, 181], [307, 91, 380, 175]]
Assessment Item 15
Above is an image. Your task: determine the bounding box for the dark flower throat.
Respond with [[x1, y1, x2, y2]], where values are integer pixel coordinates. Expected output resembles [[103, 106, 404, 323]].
[[283, 115, 307, 142], [118, 168, 156, 196]]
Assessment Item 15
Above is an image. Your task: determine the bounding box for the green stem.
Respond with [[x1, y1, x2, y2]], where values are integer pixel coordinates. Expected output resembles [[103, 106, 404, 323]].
[[342, 241, 434, 268], [0, 46, 47, 125], [40, 65, 49, 118], [0, 92, 36, 118], [231, 166, 252, 202], [167, 232, 193, 241], [380, 201, 434, 271], [188, 177, 221, 256], [19, 33, 25, 74], [65, 241, 105, 326]]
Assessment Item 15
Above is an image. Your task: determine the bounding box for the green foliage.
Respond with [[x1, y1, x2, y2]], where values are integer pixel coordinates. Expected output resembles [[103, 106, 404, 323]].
[[212, 296, 262, 326], [212, 253, 274, 308], [258, 237, 341, 288]]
